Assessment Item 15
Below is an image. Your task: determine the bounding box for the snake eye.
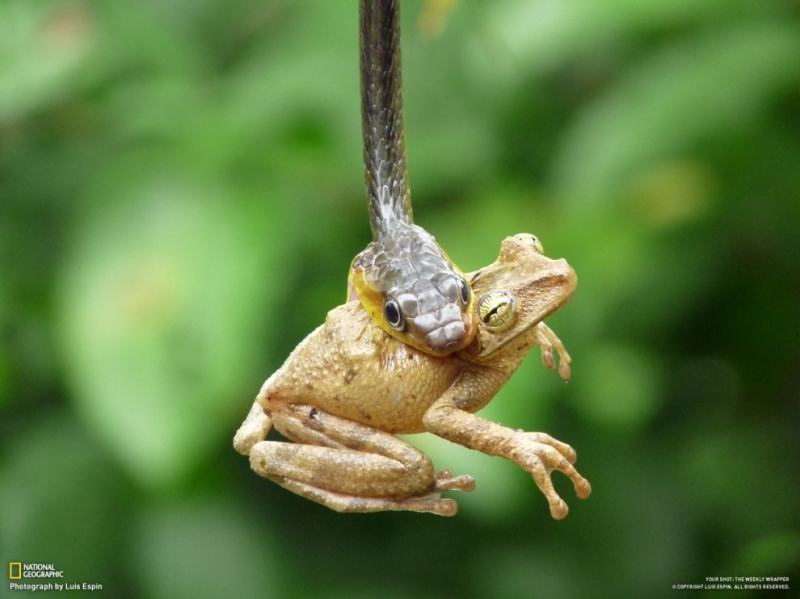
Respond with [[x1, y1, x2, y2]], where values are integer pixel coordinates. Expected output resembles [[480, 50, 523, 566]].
[[478, 291, 517, 331], [457, 277, 471, 306], [383, 298, 405, 331]]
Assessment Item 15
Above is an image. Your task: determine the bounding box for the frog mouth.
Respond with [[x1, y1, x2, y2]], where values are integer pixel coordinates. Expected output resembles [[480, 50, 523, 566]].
[[512, 262, 578, 329]]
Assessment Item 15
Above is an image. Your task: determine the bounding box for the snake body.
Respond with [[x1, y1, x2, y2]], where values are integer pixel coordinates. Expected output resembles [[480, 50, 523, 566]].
[[349, 0, 476, 356]]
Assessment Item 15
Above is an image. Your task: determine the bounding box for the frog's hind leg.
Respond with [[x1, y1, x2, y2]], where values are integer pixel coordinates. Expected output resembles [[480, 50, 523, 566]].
[[247, 403, 472, 516], [266, 476, 459, 516], [233, 402, 272, 455], [272, 403, 475, 493]]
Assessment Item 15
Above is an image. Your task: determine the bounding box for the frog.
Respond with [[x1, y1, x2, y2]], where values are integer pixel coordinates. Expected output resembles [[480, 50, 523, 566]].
[[234, 234, 591, 518]]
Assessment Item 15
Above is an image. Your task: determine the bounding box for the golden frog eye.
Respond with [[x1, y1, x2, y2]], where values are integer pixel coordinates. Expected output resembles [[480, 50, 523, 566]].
[[477, 291, 516, 330], [529, 235, 544, 254]]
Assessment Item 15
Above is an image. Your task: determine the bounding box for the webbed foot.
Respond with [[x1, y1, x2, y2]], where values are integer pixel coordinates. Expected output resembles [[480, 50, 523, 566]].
[[507, 431, 591, 519]]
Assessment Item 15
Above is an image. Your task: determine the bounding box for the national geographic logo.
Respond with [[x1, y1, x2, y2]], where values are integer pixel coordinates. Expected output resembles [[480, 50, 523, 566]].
[[7, 561, 64, 579], [7, 561, 103, 592]]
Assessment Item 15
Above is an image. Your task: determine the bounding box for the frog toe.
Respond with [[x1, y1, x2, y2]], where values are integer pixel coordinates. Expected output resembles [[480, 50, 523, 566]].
[[434, 470, 476, 492]]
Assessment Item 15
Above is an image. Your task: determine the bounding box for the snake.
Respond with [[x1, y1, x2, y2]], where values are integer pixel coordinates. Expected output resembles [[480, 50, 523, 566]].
[[348, 0, 477, 356]]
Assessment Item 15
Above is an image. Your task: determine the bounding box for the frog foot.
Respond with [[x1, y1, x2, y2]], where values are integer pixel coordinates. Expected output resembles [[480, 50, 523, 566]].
[[507, 431, 591, 519], [434, 469, 476, 492], [233, 402, 272, 455], [535, 322, 572, 381]]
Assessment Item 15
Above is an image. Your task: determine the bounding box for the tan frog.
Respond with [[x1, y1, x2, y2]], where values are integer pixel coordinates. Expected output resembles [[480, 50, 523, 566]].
[[234, 234, 591, 518]]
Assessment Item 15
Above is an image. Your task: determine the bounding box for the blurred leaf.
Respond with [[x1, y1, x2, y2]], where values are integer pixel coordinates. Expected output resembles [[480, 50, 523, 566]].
[[625, 160, 717, 229], [570, 343, 661, 430], [475, 545, 583, 599], [556, 214, 645, 338], [213, 3, 360, 171], [0, 411, 124, 586], [134, 499, 281, 599], [58, 172, 279, 489], [0, 280, 8, 406], [477, 0, 761, 75], [733, 532, 800, 574], [554, 22, 800, 204], [678, 427, 800, 535], [0, 0, 94, 121]]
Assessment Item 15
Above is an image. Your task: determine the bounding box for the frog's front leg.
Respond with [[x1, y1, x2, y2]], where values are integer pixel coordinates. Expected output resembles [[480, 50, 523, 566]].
[[422, 369, 592, 519], [535, 322, 572, 381], [247, 403, 474, 516]]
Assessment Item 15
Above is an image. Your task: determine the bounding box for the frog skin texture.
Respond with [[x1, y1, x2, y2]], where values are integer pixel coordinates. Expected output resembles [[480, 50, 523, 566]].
[[234, 234, 592, 518]]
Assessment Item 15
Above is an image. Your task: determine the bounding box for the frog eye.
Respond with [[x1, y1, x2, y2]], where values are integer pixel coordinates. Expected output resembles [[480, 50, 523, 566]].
[[457, 277, 471, 306], [477, 291, 517, 331], [529, 235, 544, 254], [383, 298, 405, 331]]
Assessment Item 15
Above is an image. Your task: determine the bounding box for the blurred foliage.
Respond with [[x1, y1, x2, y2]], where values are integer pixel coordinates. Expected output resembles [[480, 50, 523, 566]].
[[2, 0, 799, 597]]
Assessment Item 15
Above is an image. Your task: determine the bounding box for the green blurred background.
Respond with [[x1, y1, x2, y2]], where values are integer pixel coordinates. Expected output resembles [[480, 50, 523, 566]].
[[2, 0, 799, 597]]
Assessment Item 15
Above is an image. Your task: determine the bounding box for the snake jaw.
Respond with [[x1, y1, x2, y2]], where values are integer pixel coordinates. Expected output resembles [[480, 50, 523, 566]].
[[349, 224, 477, 357], [349, 269, 477, 357], [410, 302, 476, 354]]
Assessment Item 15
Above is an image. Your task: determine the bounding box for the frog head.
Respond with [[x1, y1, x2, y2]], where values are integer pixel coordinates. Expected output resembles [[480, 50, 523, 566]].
[[465, 234, 577, 358]]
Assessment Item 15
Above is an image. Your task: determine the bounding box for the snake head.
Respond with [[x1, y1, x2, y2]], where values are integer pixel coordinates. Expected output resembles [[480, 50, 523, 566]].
[[349, 224, 477, 356]]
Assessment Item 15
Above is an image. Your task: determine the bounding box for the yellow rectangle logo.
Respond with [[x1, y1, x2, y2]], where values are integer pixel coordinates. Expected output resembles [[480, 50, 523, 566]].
[[9, 562, 22, 580]]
